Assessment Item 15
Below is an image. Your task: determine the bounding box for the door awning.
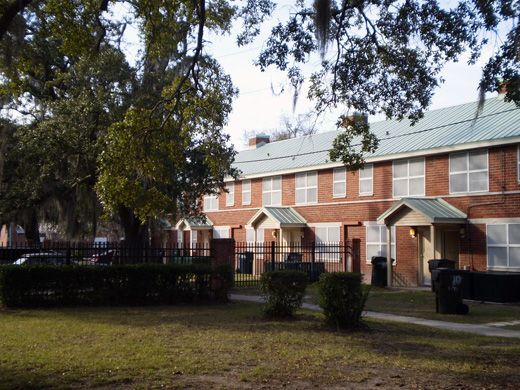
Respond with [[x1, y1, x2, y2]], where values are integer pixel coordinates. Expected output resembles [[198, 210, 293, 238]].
[[175, 217, 214, 231], [247, 207, 307, 229], [377, 198, 467, 226]]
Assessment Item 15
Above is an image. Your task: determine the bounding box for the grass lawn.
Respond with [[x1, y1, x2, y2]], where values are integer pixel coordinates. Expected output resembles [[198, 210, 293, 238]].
[[234, 284, 520, 325], [1, 303, 520, 389]]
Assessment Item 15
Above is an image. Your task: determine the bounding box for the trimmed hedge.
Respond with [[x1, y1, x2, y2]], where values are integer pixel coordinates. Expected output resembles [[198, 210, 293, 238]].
[[260, 270, 308, 318], [317, 272, 368, 329], [0, 263, 233, 307]]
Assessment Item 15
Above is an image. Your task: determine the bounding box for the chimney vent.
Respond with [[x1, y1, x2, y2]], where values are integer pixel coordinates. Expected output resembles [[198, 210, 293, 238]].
[[249, 133, 270, 149]]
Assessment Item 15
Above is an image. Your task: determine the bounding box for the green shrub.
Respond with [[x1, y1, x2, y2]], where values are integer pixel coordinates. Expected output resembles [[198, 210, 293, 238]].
[[260, 270, 307, 318], [0, 263, 233, 307], [317, 272, 368, 329]]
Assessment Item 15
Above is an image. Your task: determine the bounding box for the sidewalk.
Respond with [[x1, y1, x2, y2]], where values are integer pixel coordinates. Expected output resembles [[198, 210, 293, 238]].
[[230, 293, 520, 339]]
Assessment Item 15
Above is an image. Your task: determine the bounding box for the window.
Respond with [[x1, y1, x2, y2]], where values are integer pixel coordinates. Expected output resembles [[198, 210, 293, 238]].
[[359, 164, 373, 196], [487, 224, 520, 270], [366, 224, 396, 262], [295, 171, 317, 204], [333, 167, 346, 198], [262, 176, 282, 206], [203, 194, 218, 211], [213, 227, 230, 239], [315, 225, 341, 261], [393, 158, 425, 197], [246, 227, 264, 243], [518, 146, 520, 183], [191, 231, 197, 246], [449, 149, 488, 193], [226, 182, 234, 206], [242, 180, 251, 205]]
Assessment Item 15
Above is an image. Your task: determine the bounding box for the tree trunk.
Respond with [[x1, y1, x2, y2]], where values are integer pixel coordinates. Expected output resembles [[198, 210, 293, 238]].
[[22, 209, 40, 245], [118, 206, 146, 245]]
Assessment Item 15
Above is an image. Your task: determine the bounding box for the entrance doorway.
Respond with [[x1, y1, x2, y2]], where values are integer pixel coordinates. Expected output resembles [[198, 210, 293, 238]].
[[418, 227, 432, 286]]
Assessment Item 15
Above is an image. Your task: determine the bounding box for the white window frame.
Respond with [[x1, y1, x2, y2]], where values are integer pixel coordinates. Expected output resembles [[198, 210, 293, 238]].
[[313, 223, 341, 262], [487, 223, 520, 271], [225, 182, 234, 207], [262, 176, 282, 206], [365, 223, 396, 264], [242, 179, 251, 205], [295, 171, 318, 205], [392, 157, 425, 198], [203, 194, 219, 211], [333, 167, 346, 198], [517, 145, 520, 183], [359, 164, 373, 196], [213, 226, 230, 239], [449, 149, 489, 194]]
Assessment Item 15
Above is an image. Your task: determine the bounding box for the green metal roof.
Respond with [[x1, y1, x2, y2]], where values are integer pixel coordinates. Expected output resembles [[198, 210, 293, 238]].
[[176, 217, 213, 230], [377, 198, 467, 224], [248, 207, 307, 228], [234, 97, 520, 177]]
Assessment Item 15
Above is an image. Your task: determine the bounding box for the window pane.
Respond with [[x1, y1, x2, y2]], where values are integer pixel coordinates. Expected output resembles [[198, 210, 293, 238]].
[[367, 244, 382, 260], [488, 247, 507, 268], [295, 188, 305, 204], [450, 173, 467, 193], [246, 228, 254, 242], [243, 191, 251, 205], [469, 150, 487, 170], [263, 178, 271, 191], [307, 188, 317, 203], [393, 178, 408, 197], [409, 158, 424, 176], [488, 224, 507, 245], [257, 229, 264, 242], [307, 172, 317, 186], [262, 192, 270, 206], [510, 248, 520, 267], [272, 176, 281, 190], [469, 171, 488, 192], [360, 179, 372, 194], [271, 191, 281, 206], [367, 226, 380, 243], [360, 165, 372, 179], [334, 167, 345, 182], [315, 227, 327, 242], [508, 224, 520, 245], [393, 160, 408, 178], [409, 177, 424, 196], [295, 173, 305, 188], [450, 153, 467, 172], [328, 227, 340, 242], [379, 226, 388, 243], [333, 182, 346, 196]]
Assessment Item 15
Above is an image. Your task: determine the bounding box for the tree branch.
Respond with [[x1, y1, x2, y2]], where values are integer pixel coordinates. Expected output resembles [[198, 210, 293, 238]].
[[0, 0, 35, 40]]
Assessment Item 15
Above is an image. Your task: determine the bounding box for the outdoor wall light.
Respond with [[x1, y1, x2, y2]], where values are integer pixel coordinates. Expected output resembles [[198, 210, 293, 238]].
[[459, 227, 466, 238], [272, 230, 278, 238], [409, 227, 417, 238]]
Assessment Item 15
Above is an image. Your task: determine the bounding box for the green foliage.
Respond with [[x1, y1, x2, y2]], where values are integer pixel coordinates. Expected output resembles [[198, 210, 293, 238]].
[[0, 263, 233, 307], [317, 272, 368, 329], [260, 270, 307, 318]]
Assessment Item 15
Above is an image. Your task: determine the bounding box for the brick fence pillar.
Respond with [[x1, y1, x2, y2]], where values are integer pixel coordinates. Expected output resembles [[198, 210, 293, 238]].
[[211, 238, 235, 268]]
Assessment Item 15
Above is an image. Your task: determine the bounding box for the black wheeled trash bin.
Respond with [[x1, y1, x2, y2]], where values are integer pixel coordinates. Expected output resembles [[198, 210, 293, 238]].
[[371, 256, 388, 287], [238, 252, 253, 274], [432, 268, 469, 315], [428, 259, 456, 292]]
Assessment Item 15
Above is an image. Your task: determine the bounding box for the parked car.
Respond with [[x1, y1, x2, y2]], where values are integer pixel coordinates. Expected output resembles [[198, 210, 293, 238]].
[[13, 252, 66, 266], [85, 250, 115, 265]]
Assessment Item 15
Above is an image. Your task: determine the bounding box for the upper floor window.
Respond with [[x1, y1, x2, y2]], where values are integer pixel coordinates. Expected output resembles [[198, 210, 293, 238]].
[[359, 164, 373, 196], [262, 176, 281, 206], [393, 158, 425, 198], [487, 223, 520, 270], [225, 182, 234, 206], [517, 146, 520, 183], [295, 171, 317, 204], [333, 167, 346, 198], [449, 149, 488, 194], [242, 180, 251, 205], [203, 194, 218, 211]]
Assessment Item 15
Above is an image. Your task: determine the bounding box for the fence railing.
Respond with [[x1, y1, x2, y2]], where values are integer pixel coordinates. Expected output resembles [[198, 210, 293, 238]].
[[0, 242, 212, 266], [233, 241, 350, 285]]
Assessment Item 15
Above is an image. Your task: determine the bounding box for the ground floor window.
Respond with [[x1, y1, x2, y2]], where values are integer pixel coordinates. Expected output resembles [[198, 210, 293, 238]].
[[213, 227, 230, 239], [314, 224, 341, 261], [487, 223, 520, 270], [366, 224, 396, 263]]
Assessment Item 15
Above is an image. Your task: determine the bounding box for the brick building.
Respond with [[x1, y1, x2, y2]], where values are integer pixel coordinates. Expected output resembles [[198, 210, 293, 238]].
[[175, 95, 520, 287]]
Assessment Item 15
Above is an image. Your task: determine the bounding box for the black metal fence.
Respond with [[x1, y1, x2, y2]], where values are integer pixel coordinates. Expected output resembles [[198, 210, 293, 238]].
[[0, 242, 212, 266], [233, 241, 349, 285]]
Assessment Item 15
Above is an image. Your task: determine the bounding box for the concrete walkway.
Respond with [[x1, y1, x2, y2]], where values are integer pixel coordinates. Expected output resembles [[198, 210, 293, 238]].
[[230, 293, 520, 339]]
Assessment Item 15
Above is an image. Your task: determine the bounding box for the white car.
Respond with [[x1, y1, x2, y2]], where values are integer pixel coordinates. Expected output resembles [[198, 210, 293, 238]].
[[13, 252, 66, 265]]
